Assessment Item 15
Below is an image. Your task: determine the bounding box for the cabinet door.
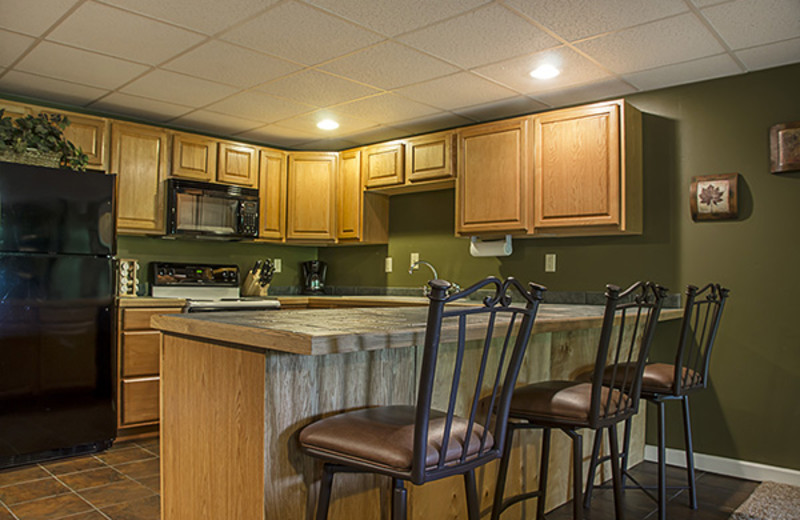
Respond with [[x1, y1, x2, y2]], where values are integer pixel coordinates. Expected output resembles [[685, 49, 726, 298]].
[[59, 113, 108, 171], [337, 149, 362, 240], [533, 102, 620, 229], [363, 142, 404, 188], [406, 131, 455, 182], [172, 133, 217, 182], [111, 123, 167, 234], [218, 142, 258, 187], [456, 117, 531, 235], [259, 148, 286, 240], [287, 152, 337, 241]]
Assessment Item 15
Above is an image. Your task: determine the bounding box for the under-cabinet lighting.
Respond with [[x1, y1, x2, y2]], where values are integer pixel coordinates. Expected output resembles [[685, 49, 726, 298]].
[[530, 64, 560, 80], [317, 119, 339, 130]]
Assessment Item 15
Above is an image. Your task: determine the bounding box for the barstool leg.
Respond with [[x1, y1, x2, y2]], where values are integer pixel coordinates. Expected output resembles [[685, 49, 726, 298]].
[[656, 400, 667, 520], [608, 425, 626, 520], [315, 464, 335, 520], [682, 396, 698, 509], [620, 417, 633, 489], [583, 428, 602, 509], [564, 430, 583, 520], [491, 424, 516, 520], [537, 428, 551, 520], [392, 478, 407, 520], [464, 470, 479, 520]]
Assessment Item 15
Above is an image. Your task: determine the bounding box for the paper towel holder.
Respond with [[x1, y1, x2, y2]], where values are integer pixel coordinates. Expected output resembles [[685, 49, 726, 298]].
[[469, 235, 513, 257]]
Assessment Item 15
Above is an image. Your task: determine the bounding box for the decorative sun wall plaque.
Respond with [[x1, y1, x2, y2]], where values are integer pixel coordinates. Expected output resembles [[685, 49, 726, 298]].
[[770, 121, 800, 174], [690, 173, 738, 221]]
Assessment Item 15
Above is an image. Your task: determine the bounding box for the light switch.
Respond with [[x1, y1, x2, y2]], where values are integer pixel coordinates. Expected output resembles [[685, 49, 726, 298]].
[[545, 253, 557, 273], [385, 257, 393, 273], [410, 252, 419, 268]]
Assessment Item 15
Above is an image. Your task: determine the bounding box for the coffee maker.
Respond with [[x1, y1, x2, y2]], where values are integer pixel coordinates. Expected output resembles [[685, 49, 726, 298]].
[[302, 260, 327, 295]]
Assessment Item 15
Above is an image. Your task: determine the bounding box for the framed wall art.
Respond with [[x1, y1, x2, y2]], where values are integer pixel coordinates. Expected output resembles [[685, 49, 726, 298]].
[[690, 173, 738, 221], [770, 121, 800, 174]]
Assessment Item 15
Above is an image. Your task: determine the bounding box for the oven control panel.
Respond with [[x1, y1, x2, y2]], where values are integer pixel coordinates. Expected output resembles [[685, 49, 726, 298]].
[[151, 262, 239, 287]]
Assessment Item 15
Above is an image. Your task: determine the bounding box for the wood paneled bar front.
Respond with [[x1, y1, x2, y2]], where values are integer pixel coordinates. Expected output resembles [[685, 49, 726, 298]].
[[152, 303, 681, 520]]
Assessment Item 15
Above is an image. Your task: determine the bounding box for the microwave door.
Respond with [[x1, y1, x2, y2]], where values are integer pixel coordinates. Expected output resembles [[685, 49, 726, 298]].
[[175, 190, 237, 236]]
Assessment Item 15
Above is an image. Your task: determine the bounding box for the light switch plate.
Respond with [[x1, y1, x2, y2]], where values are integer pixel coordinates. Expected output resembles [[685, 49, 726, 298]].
[[410, 252, 419, 268], [545, 253, 557, 273], [385, 257, 393, 273], [274, 258, 282, 273]]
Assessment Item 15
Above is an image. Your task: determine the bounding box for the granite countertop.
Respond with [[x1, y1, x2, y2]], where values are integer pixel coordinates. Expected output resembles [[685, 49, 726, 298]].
[[152, 304, 683, 356]]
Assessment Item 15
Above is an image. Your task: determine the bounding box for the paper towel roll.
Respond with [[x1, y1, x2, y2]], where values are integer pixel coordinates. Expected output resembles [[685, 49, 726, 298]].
[[469, 235, 513, 257]]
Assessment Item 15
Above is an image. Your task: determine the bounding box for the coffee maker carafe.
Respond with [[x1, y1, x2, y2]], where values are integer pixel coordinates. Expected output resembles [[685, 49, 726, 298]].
[[302, 260, 327, 295]]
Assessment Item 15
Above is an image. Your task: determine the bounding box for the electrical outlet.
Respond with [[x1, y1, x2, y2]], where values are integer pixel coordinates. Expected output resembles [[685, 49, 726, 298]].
[[274, 258, 282, 273], [410, 252, 419, 268], [385, 257, 393, 273], [545, 253, 557, 273]]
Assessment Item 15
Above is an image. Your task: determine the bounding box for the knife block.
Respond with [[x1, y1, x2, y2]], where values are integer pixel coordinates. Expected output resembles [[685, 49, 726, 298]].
[[242, 271, 269, 297]]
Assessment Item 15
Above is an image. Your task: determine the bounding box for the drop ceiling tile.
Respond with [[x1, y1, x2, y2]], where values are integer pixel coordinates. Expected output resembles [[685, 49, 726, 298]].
[[220, 1, 383, 66], [171, 110, 263, 136], [394, 112, 475, 135], [303, 0, 490, 36], [163, 40, 301, 88], [205, 91, 315, 124], [121, 69, 238, 107], [257, 70, 380, 107], [16, 41, 150, 89], [398, 4, 558, 69], [503, 0, 689, 41], [100, 0, 278, 35], [344, 125, 412, 146], [394, 72, 518, 111], [275, 110, 378, 139], [623, 54, 741, 91], [47, 2, 204, 65], [532, 78, 636, 108], [294, 138, 359, 151], [736, 37, 800, 71], [90, 92, 193, 122], [701, 0, 800, 50], [690, 0, 736, 7], [0, 29, 34, 67], [0, 0, 79, 36], [575, 13, 725, 74], [236, 124, 319, 148], [0, 70, 109, 105], [474, 46, 613, 95], [334, 93, 441, 125], [453, 95, 549, 122], [320, 41, 458, 90]]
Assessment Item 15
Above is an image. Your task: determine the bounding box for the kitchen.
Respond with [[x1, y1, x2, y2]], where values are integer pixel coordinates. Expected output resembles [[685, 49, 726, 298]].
[[1, 1, 799, 519]]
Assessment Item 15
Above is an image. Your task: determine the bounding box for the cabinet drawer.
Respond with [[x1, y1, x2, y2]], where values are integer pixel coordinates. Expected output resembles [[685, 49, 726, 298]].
[[122, 331, 160, 377], [121, 307, 183, 330], [121, 378, 159, 426]]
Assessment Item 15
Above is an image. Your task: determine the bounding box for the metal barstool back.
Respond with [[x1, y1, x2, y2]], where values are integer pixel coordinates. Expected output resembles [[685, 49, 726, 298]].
[[300, 277, 546, 520]]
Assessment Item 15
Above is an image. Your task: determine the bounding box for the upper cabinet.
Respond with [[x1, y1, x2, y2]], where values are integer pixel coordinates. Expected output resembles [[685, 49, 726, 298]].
[[406, 131, 455, 183], [111, 122, 168, 235], [286, 152, 337, 242], [51, 111, 108, 171], [337, 149, 388, 244], [531, 100, 642, 236], [456, 117, 531, 236], [258, 148, 287, 241], [171, 133, 217, 182], [363, 142, 404, 188], [217, 141, 258, 187], [364, 131, 457, 194]]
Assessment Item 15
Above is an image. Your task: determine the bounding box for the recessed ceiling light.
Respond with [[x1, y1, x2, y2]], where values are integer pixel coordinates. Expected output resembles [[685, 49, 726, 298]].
[[530, 64, 560, 80], [317, 119, 339, 130]]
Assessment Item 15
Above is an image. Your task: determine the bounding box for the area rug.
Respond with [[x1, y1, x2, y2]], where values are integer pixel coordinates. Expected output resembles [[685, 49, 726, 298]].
[[731, 481, 800, 520]]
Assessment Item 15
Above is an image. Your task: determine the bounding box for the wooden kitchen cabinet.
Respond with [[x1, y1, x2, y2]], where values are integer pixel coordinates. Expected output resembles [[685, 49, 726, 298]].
[[531, 100, 642, 235], [171, 132, 217, 182], [117, 304, 183, 436], [111, 122, 168, 235], [363, 141, 404, 188], [286, 152, 337, 242], [218, 141, 258, 187], [40, 110, 109, 171], [258, 148, 287, 241], [337, 149, 388, 243], [456, 117, 531, 236], [406, 131, 455, 183]]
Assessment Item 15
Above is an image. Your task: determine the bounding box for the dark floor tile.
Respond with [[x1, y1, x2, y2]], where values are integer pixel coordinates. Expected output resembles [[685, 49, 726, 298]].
[[59, 467, 126, 491], [95, 449, 154, 467], [137, 475, 159, 493], [135, 438, 158, 453], [106, 441, 139, 452], [101, 495, 160, 520], [113, 459, 159, 481], [0, 476, 69, 505], [60, 512, 108, 520], [8, 492, 93, 520], [78, 479, 154, 509], [44, 456, 106, 476], [0, 504, 14, 520], [0, 466, 49, 487]]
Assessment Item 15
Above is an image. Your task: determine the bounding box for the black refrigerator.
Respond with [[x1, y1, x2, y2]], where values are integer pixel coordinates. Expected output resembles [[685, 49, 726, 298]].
[[0, 161, 116, 468]]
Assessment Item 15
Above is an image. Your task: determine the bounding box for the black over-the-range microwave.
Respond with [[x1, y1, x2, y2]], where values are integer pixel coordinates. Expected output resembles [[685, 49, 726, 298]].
[[166, 178, 259, 239]]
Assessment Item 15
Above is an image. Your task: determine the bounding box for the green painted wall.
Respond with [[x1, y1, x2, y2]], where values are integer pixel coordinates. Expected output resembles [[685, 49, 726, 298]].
[[319, 63, 800, 470]]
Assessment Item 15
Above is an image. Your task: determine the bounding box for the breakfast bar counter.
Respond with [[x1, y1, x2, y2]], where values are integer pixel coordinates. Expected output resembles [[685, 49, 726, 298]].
[[152, 304, 681, 520]]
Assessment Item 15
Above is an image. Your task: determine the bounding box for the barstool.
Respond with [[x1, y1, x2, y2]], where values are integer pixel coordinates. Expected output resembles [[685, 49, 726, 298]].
[[492, 281, 668, 520], [299, 277, 546, 520], [584, 283, 729, 520]]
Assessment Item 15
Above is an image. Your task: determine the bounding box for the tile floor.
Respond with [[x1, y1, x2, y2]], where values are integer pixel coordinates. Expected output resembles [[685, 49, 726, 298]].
[[0, 438, 159, 520]]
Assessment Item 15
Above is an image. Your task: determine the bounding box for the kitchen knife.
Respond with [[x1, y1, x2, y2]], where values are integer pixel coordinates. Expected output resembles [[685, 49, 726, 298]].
[[251, 259, 262, 275]]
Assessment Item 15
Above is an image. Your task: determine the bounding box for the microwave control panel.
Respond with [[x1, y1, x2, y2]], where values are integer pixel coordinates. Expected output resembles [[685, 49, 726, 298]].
[[239, 200, 259, 237]]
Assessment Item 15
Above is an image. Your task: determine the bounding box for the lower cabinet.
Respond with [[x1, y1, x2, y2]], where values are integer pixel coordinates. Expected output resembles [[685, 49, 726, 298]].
[[117, 304, 183, 436]]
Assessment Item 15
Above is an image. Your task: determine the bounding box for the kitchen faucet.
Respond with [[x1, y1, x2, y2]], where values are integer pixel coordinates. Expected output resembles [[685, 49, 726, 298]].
[[408, 260, 460, 296]]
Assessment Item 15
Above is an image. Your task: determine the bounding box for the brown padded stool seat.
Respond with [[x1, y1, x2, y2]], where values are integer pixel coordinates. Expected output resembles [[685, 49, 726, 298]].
[[592, 363, 701, 395], [299, 405, 493, 472], [509, 381, 630, 424]]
